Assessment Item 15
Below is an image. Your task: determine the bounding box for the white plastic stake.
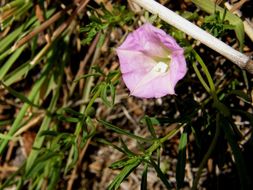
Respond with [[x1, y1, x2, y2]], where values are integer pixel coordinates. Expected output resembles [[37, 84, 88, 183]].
[[131, 0, 253, 74]]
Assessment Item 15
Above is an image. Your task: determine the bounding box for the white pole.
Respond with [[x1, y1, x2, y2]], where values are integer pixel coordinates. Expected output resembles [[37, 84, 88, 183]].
[[131, 0, 253, 74]]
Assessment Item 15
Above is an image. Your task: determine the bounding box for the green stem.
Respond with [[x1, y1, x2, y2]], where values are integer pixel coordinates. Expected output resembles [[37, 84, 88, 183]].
[[146, 123, 186, 156], [192, 62, 210, 93], [65, 39, 101, 172], [74, 43, 101, 136], [192, 50, 216, 97], [84, 86, 102, 117], [192, 114, 221, 190]]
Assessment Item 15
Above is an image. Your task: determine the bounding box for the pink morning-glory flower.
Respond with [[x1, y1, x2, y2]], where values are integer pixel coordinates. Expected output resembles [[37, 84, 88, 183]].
[[116, 23, 187, 98]]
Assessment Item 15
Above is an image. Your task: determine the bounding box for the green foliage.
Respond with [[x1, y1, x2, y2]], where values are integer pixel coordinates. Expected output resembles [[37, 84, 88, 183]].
[[202, 10, 235, 37], [141, 164, 148, 190], [150, 158, 172, 189], [0, 81, 40, 108], [81, 4, 134, 44], [99, 119, 151, 142], [176, 130, 188, 189], [0, 0, 252, 190], [98, 118, 183, 189], [220, 116, 250, 190], [144, 115, 158, 138], [107, 157, 141, 190], [0, 0, 33, 30], [191, 0, 245, 49]]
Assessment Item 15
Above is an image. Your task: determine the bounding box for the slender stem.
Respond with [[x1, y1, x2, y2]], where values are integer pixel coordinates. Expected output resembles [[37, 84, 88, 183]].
[[192, 62, 211, 93], [192, 114, 221, 190], [192, 50, 216, 94], [65, 34, 101, 175], [131, 0, 253, 74], [84, 86, 102, 116], [146, 123, 185, 156], [192, 50, 218, 101]]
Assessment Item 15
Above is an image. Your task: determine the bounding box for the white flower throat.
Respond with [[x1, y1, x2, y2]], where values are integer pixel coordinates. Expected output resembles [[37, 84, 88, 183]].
[[153, 62, 169, 73], [151, 55, 171, 73], [131, 55, 171, 95], [131, 59, 170, 95]]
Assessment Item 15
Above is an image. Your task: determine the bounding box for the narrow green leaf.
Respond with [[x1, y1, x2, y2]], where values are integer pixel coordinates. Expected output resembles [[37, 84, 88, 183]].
[[96, 138, 126, 154], [0, 81, 40, 108], [176, 131, 188, 189], [0, 64, 49, 154], [109, 158, 130, 169], [119, 138, 135, 156], [144, 116, 157, 138], [3, 62, 31, 85], [212, 101, 230, 117], [73, 73, 102, 82], [80, 116, 97, 147], [141, 164, 148, 190], [193, 50, 215, 94], [26, 47, 66, 172], [140, 116, 161, 126], [220, 116, 250, 190], [192, 62, 210, 93], [150, 158, 172, 189], [16, 177, 23, 190], [0, 25, 24, 54], [0, 45, 26, 80], [0, 49, 12, 61], [64, 142, 79, 173], [0, 133, 18, 141], [39, 130, 58, 137], [106, 70, 120, 84], [58, 107, 83, 117], [110, 157, 138, 169], [107, 157, 141, 190], [98, 119, 152, 142], [25, 151, 60, 178], [47, 164, 61, 190], [0, 164, 25, 190], [57, 115, 80, 123], [97, 33, 106, 48], [85, 117, 97, 138], [109, 84, 116, 105], [0, 1, 32, 30], [100, 83, 111, 107], [100, 83, 115, 107]]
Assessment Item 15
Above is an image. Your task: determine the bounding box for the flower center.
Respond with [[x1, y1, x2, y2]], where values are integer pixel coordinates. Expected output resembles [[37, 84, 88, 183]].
[[153, 61, 169, 73]]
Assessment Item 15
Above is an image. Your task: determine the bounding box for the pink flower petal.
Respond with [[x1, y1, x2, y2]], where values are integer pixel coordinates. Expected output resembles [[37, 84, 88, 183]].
[[116, 23, 187, 99], [117, 23, 169, 58], [116, 50, 155, 74]]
